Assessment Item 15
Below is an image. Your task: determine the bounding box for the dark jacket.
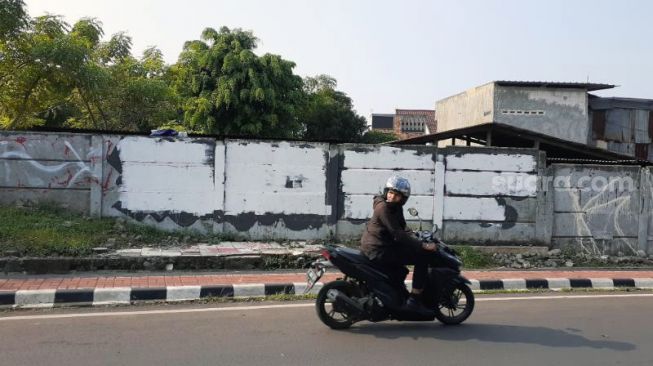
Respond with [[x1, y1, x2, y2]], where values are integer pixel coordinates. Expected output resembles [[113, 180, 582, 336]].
[[360, 195, 423, 259]]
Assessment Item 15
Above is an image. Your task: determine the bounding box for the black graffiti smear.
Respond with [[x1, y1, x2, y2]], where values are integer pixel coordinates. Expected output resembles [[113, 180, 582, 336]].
[[324, 149, 341, 224], [285, 176, 304, 188], [224, 212, 326, 232], [295, 143, 317, 149], [348, 145, 377, 154], [495, 197, 518, 229], [106, 144, 122, 174], [106, 141, 123, 187], [112, 201, 219, 227]]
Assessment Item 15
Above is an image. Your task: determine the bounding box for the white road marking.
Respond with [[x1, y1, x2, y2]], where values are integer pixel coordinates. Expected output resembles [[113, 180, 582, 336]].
[[1, 293, 652, 322]]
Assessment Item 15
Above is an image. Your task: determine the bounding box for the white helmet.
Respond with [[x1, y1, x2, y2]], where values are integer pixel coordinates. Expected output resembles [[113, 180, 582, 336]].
[[384, 175, 411, 199]]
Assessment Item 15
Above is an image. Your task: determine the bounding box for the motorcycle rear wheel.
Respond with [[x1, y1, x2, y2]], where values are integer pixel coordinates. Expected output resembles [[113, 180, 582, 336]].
[[315, 280, 358, 330], [434, 283, 474, 325]]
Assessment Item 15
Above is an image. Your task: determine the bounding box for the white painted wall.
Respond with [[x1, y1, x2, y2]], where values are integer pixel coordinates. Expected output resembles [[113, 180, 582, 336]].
[[445, 153, 537, 172], [339, 145, 436, 222], [341, 170, 435, 195], [118, 137, 223, 216], [443, 197, 507, 221], [445, 171, 537, 197], [341, 145, 435, 170], [441, 149, 540, 243], [343, 195, 435, 220], [224, 140, 330, 216]]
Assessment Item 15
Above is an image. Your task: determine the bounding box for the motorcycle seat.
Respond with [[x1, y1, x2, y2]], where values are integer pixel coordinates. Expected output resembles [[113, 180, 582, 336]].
[[335, 247, 408, 282]]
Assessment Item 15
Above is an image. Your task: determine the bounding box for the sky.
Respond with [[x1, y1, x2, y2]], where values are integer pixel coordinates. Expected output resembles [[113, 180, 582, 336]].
[[24, 0, 653, 122]]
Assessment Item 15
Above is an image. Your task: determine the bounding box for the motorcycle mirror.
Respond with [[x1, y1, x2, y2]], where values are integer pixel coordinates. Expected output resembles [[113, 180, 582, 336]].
[[407, 208, 419, 217], [432, 224, 439, 233]]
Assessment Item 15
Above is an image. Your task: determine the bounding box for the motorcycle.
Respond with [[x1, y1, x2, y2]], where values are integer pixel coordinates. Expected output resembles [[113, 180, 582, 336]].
[[305, 208, 475, 329]]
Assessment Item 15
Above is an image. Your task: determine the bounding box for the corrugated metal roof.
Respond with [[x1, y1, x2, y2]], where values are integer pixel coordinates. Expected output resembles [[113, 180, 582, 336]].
[[391, 122, 645, 162], [547, 157, 652, 166], [589, 95, 653, 110], [494, 80, 615, 91]]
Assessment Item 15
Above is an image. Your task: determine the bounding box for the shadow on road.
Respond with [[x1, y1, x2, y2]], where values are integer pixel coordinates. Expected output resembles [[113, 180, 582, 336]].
[[347, 323, 636, 351]]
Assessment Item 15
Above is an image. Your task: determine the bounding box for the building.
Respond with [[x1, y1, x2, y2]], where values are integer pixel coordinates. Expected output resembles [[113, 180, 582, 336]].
[[371, 109, 436, 139], [370, 113, 394, 133], [403, 81, 652, 161], [589, 96, 653, 160], [394, 109, 436, 139]]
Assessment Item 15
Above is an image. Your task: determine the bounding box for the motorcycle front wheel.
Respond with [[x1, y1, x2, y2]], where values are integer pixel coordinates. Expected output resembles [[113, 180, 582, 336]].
[[315, 280, 358, 330], [434, 283, 475, 325]]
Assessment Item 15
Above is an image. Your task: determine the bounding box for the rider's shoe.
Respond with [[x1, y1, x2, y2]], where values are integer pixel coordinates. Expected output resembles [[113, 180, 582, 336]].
[[402, 296, 434, 316]]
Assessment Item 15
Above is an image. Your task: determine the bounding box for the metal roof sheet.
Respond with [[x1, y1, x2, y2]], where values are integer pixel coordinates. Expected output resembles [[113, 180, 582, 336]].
[[494, 80, 615, 91]]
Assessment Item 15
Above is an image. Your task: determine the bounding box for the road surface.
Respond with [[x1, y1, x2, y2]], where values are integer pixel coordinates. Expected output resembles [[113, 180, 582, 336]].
[[1, 292, 652, 366]]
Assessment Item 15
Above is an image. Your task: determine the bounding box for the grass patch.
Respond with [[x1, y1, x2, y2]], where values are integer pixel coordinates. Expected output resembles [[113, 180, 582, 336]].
[[0, 203, 231, 257], [451, 245, 497, 269]]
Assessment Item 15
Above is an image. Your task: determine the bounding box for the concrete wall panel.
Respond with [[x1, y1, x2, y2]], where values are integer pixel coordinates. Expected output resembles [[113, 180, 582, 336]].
[[552, 163, 644, 255], [445, 171, 537, 197], [0, 131, 98, 214], [552, 165, 640, 190], [554, 188, 583, 212], [0, 160, 93, 189], [224, 140, 329, 216], [443, 196, 536, 222], [552, 237, 639, 256], [341, 169, 435, 195], [443, 221, 535, 244], [445, 152, 537, 172], [341, 145, 435, 170], [116, 137, 221, 216], [0, 188, 90, 212], [0, 132, 93, 161], [343, 194, 434, 220]]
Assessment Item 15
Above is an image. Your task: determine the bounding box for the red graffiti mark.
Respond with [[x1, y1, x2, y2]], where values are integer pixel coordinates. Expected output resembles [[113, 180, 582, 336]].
[[55, 169, 74, 187], [102, 170, 113, 192], [15, 137, 26, 146]]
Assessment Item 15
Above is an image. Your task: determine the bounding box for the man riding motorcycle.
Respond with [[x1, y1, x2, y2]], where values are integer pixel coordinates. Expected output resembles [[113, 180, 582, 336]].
[[360, 175, 437, 314]]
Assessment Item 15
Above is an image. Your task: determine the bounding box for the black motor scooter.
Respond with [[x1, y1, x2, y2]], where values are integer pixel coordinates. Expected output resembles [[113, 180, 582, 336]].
[[305, 208, 474, 329]]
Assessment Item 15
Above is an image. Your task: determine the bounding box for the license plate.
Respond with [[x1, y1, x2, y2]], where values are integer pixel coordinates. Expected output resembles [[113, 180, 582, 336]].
[[305, 267, 325, 293]]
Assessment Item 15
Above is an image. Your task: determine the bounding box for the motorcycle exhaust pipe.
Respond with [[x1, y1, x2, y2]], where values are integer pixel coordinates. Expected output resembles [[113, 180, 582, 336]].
[[326, 289, 365, 316]]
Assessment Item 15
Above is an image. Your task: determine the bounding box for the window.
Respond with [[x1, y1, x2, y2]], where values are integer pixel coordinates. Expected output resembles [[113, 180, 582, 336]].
[[501, 110, 545, 116]]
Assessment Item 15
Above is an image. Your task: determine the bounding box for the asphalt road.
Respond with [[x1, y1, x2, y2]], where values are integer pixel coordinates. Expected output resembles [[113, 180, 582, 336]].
[[1, 292, 652, 366]]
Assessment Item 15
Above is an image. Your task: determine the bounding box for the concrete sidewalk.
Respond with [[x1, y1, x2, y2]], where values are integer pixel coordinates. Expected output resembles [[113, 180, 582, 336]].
[[1, 270, 653, 309]]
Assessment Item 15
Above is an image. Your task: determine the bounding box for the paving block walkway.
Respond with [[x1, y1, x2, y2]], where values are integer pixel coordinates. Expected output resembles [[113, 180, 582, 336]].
[[2, 270, 653, 291]]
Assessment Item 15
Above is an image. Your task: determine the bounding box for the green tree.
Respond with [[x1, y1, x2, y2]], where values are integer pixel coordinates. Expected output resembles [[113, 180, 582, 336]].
[[0, 1, 176, 131], [299, 74, 367, 142], [0, 0, 28, 40], [0, 13, 92, 128], [170, 26, 304, 137], [360, 130, 398, 144]]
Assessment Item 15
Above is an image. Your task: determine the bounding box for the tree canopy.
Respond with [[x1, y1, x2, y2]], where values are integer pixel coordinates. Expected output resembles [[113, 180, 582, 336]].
[[299, 74, 367, 142], [170, 26, 304, 138], [0, 1, 375, 142]]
